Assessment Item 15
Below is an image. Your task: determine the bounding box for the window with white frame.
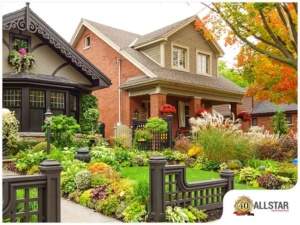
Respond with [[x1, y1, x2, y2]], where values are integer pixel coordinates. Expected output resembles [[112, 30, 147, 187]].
[[196, 52, 210, 75], [172, 45, 188, 70], [84, 36, 91, 49]]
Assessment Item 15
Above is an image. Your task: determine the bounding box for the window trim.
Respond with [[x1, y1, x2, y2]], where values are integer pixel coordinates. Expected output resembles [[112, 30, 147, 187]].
[[171, 42, 189, 72], [83, 35, 91, 49], [196, 49, 212, 76]]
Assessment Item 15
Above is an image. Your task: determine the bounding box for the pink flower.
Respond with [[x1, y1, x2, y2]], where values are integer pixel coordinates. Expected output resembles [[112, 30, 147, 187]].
[[18, 48, 27, 56]]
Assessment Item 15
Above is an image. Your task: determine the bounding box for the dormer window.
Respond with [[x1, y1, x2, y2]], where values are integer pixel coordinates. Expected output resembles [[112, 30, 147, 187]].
[[84, 36, 91, 49], [196, 51, 211, 76], [172, 44, 188, 71], [9, 33, 31, 52]]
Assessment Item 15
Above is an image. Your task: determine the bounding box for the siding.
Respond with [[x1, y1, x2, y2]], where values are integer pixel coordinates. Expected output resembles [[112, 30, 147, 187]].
[[141, 43, 161, 65]]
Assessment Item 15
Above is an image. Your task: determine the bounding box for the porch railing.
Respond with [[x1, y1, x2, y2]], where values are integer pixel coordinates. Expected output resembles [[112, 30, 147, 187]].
[[148, 156, 234, 222], [132, 115, 173, 151], [2, 160, 62, 222]]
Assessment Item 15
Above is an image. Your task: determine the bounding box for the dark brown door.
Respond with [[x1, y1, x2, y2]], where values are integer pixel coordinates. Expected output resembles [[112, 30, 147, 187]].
[[29, 89, 46, 132]]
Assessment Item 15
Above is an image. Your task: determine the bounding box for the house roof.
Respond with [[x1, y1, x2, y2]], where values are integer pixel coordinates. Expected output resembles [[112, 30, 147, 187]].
[[251, 101, 297, 115], [3, 73, 91, 90], [71, 16, 243, 96], [3, 3, 111, 89]]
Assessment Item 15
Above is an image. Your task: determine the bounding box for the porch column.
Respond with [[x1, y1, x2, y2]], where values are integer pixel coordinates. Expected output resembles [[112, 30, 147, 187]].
[[230, 103, 237, 117], [189, 97, 202, 117], [150, 94, 166, 117]]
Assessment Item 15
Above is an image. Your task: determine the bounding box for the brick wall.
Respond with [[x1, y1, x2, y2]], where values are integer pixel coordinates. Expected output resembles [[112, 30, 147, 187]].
[[74, 27, 142, 138]]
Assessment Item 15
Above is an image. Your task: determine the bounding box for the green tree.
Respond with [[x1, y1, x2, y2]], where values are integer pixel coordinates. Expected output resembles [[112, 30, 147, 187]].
[[218, 61, 248, 88], [272, 110, 289, 136]]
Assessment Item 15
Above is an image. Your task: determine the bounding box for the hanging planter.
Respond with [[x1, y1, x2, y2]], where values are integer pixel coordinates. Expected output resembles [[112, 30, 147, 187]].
[[160, 104, 176, 116], [195, 108, 207, 117]]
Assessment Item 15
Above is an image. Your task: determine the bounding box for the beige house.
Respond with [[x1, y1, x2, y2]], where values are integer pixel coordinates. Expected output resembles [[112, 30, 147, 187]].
[[71, 15, 244, 137], [2, 4, 111, 132]]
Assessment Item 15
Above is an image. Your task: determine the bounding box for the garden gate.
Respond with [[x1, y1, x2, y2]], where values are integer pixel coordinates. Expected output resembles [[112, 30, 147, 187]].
[[148, 156, 234, 222], [2, 160, 62, 222], [132, 115, 173, 150]]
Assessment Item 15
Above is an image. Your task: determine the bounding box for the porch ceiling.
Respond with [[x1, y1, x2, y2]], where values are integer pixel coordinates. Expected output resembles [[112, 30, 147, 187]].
[[124, 80, 244, 103]]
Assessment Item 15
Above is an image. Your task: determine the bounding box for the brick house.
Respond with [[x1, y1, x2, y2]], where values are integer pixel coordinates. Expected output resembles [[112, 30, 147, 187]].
[[214, 96, 297, 133], [71, 16, 244, 138]]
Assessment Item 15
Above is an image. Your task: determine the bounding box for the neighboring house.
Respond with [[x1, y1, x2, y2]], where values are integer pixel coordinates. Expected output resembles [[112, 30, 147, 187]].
[[214, 96, 297, 133], [2, 4, 111, 132], [71, 15, 244, 138]]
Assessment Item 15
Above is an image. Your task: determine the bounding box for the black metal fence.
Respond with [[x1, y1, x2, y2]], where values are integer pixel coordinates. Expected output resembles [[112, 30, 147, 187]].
[[2, 160, 62, 222], [148, 156, 234, 222], [132, 115, 173, 151]]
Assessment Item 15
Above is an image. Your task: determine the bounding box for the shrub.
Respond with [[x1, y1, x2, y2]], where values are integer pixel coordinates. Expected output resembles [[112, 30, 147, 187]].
[[194, 127, 255, 163], [201, 158, 220, 171], [68, 190, 82, 203], [79, 95, 98, 134], [145, 117, 168, 133], [272, 110, 289, 136], [75, 170, 92, 190], [16, 138, 39, 152], [134, 129, 152, 143], [165, 206, 207, 223], [95, 194, 119, 216], [15, 150, 46, 173], [162, 149, 188, 162], [27, 165, 40, 175], [187, 206, 208, 222], [132, 155, 148, 166], [79, 189, 92, 207], [91, 185, 108, 200], [187, 145, 203, 158], [278, 135, 297, 159], [256, 140, 286, 161], [91, 174, 109, 187], [43, 115, 80, 148], [134, 182, 149, 204], [277, 163, 297, 183], [31, 142, 55, 152], [115, 147, 133, 167], [61, 160, 86, 195], [238, 167, 261, 186], [2, 109, 20, 156], [227, 160, 243, 170], [87, 162, 119, 180], [122, 201, 147, 222], [257, 174, 282, 189], [174, 135, 192, 153], [90, 146, 120, 170]]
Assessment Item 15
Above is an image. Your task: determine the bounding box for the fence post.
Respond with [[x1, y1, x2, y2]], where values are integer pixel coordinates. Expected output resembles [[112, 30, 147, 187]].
[[220, 169, 234, 191], [165, 115, 173, 148], [148, 156, 167, 222], [39, 160, 62, 222]]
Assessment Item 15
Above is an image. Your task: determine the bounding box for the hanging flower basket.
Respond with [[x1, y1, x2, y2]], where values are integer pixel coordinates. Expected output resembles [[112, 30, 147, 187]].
[[160, 104, 176, 116], [237, 111, 251, 122], [195, 108, 207, 117], [8, 48, 35, 73]]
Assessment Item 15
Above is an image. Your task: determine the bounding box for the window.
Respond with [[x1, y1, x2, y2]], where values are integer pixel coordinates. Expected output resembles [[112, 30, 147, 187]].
[[3, 89, 21, 107], [286, 114, 293, 125], [70, 94, 77, 112], [197, 52, 210, 75], [30, 90, 45, 108], [252, 117, 257, 126], [50, 92, 65, 109], [84, 36, 91, 49], [10, 33, 31, 52], [172, 45, 188, 70]]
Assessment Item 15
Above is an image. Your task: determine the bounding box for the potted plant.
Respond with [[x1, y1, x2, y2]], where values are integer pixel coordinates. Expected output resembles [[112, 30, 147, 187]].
[[195, 108, 207, 118], [134, 129, 152, 150], [8, 39, 35, 73], [160, 104, 176, 116]]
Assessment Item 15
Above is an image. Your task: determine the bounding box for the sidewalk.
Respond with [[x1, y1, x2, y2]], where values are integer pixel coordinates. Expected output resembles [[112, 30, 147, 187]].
[[61, 198, 119, 223]]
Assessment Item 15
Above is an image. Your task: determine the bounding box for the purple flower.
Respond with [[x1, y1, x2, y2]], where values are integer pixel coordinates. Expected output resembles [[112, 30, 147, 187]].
[[18, 48, 27, 56]]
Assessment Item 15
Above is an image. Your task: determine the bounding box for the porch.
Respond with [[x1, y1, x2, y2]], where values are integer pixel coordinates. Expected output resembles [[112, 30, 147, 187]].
[[129, 93, 238, 138]]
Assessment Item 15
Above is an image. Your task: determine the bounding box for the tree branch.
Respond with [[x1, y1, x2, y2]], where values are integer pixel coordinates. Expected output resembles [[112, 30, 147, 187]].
[[281, 3, 297, 47]]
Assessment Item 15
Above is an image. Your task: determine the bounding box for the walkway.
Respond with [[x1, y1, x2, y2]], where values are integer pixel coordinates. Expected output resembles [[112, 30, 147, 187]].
[[61, 198, 119, 223]]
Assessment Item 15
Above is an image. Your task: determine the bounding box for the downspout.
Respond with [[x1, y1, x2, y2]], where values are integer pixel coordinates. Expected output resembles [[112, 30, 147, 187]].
[[116, 57, 122, 125]]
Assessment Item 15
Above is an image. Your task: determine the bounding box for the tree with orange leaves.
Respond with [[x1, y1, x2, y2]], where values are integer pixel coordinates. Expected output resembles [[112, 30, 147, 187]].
[[198, 3, 297, 103]]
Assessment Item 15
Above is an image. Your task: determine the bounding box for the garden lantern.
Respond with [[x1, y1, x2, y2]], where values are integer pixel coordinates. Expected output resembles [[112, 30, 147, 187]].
[[44, 107, 53, 154]]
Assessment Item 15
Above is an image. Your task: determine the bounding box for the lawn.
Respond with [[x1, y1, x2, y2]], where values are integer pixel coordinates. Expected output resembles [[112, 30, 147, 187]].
[[120, 166, 260, 190]]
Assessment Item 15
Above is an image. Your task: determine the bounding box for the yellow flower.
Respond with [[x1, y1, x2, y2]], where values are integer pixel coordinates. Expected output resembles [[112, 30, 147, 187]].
[[187, 145, 203, 157]]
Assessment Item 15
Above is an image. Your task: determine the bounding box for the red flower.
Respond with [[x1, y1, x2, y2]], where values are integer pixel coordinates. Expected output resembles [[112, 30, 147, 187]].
[[18, 48, 27, 56], [160, 104, 176, 114], [237, 111, 251, 121], [195, 108, 207, 117]]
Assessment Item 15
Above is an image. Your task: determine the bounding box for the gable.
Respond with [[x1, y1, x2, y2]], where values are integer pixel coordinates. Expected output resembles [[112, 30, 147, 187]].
[[3, 5, 111, 88]]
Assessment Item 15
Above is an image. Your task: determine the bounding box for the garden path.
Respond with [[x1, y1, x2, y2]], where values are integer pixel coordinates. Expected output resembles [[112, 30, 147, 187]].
[[61, 198, 119, 223]]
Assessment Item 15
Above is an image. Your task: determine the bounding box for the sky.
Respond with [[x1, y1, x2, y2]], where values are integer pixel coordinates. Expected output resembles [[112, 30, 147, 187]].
[[1, 0, 240, 67]]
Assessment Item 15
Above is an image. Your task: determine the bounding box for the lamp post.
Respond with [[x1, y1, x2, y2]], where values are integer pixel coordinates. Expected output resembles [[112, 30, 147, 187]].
[[44, 107, 53, 154]]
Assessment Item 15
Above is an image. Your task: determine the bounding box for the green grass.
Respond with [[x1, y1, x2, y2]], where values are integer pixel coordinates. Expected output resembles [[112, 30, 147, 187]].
[[120, 166, 260, 190]]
